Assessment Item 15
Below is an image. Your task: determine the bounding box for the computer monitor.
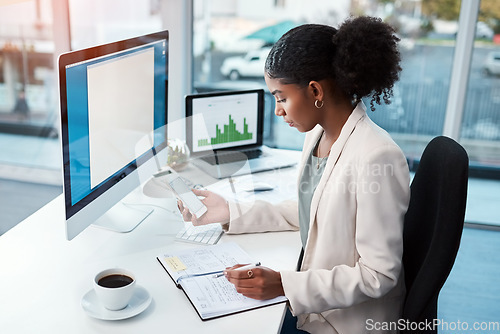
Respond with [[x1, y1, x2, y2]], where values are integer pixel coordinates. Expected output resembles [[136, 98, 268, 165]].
[[185, 89, 264, 156], [58, 31, 169, 240]]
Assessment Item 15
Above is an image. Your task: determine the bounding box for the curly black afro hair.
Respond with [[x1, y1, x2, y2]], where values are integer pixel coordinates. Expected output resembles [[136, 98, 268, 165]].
[[265, 16, 402, 111]]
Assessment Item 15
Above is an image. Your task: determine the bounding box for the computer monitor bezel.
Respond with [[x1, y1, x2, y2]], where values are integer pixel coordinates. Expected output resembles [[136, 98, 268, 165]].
[[58, 30, 169, 240], [185, 89, 265, 158]]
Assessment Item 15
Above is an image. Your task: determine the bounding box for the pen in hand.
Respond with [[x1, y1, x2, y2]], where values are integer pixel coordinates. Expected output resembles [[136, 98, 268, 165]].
[[213, 262, 261, 278]]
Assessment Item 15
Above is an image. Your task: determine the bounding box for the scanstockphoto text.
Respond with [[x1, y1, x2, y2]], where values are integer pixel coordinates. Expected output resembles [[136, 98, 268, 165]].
[[366, 318, 500, 332]]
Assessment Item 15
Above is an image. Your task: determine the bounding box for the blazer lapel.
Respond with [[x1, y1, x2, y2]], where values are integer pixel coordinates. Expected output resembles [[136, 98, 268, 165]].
[[308, 102, 367, 231]]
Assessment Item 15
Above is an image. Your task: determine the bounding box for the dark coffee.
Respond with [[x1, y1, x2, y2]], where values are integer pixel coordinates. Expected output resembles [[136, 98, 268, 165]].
[[98, 274, 133, 288]]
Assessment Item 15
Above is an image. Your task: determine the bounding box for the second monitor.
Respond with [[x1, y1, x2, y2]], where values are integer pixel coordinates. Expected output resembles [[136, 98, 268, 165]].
[[185, 89, 296, 179]]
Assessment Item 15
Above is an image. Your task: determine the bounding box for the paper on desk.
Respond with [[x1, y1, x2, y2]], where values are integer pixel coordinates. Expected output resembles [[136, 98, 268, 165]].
[[205, 172, 297, 205]]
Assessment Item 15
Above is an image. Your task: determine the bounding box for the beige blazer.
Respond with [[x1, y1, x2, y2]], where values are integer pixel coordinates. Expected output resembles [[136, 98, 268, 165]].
[[226, 102, 410, 333]]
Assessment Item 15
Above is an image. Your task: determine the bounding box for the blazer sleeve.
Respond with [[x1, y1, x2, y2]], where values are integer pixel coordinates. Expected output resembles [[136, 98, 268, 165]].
[[224, 199, 299, 234], [281, 144, 410, 314]]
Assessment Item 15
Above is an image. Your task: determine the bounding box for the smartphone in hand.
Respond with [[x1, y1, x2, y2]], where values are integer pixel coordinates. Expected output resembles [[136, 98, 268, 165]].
[[165, 172, 207, 218]]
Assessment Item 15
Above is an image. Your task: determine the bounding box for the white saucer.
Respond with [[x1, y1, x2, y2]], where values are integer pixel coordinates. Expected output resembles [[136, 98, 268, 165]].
[[81, 285, 152, 320]]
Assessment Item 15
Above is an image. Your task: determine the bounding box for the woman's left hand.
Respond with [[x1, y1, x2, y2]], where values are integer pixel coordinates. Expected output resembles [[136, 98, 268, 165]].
[[224, 265, 285, 300]]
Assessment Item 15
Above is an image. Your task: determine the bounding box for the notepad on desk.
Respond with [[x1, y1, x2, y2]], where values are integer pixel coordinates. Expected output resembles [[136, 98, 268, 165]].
[[156, 242, 287, 320]]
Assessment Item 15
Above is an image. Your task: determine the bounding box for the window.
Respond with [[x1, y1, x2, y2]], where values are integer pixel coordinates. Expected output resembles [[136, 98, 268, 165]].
[[192, 0, 500, 220], [193, 0, 353, 149], [192, 0, 460, 154], [68, 0, 162, 50], [0, 1, 57, 136], [0, 0, 61, 235], [0, 0, 166, 236], [192, 1, 500, 326], [458, 0, 500, 226], [460, 1, 500, 173]]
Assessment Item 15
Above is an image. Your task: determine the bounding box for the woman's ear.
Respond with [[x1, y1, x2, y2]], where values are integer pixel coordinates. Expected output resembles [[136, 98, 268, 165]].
[[308, 81, 324, 101]]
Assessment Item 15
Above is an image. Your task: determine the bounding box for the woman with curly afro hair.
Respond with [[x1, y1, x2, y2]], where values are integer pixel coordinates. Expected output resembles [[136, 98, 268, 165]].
[[178, 16, 410, 333]]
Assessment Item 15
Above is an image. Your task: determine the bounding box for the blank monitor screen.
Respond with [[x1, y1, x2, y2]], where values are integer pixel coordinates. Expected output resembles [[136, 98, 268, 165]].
[[59, 30, 168, 239]]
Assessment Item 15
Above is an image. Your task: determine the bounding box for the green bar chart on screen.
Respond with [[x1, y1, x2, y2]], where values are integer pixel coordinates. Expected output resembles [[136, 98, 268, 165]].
[[198, 115, 253, 147]]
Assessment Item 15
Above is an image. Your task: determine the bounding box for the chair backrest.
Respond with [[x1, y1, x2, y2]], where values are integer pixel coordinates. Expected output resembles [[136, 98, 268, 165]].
[[402, 136, 469, 332]]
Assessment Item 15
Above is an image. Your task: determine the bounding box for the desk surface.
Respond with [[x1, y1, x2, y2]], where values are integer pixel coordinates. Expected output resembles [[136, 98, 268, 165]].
[[0, 154, 302, 334]]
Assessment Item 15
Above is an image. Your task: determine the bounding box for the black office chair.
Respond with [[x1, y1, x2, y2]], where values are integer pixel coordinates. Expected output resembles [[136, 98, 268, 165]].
[[402, 136, 469, 334]]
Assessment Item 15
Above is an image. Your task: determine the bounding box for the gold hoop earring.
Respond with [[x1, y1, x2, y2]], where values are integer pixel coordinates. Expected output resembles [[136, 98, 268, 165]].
[[315, 100, 324, 109]]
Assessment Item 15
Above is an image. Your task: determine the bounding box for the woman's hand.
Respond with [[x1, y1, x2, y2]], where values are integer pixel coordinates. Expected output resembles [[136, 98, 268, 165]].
[[177, 189, 230, 226], [224, 265, 285, 300]]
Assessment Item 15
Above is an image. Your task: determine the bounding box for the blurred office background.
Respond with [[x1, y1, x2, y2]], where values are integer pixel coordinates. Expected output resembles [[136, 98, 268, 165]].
[[0, 0, 499, 332]]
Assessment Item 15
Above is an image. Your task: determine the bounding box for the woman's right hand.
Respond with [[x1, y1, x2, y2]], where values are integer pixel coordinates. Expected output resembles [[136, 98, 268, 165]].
[[177, 189, 230, 226]]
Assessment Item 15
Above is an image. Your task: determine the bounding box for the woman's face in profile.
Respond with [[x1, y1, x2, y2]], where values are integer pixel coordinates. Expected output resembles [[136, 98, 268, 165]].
[[265, 75, 318, 133]]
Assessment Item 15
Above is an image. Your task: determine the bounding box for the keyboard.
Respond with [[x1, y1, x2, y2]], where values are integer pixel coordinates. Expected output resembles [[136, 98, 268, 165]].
[[175, 223, 223, 245], [200, 149, 264, 165]]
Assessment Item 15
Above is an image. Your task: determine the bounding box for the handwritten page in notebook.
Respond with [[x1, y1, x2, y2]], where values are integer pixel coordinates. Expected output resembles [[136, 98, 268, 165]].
[[159, 242, 253, 284], [180, 274, 287, 319], [157, 242, 288, 320]]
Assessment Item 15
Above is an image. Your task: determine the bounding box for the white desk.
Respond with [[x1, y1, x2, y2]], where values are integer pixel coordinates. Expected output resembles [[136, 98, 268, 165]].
[[0, 154, 302, 333]]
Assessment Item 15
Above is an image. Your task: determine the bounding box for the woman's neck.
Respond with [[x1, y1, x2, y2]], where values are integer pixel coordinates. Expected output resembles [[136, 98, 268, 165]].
[[319, 97, 354, 144]]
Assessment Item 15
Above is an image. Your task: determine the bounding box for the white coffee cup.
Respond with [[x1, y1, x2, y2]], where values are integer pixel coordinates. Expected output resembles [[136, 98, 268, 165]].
[[94, 268, 136, 311]]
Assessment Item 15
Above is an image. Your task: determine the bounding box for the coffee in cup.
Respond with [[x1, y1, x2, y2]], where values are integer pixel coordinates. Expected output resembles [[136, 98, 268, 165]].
[[94, 268, 136, 311]]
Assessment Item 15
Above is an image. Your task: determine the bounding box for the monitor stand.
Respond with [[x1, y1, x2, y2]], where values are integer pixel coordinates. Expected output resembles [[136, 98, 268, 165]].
[[91, 176, 174, 233], [92, 201, 153, 233]]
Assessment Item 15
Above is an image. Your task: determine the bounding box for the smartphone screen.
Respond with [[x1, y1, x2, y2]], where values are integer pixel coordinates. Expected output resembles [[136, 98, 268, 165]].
[[169, 177, 206, 214]]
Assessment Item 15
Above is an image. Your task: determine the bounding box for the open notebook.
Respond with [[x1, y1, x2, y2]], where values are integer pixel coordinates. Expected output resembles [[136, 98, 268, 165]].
[[157, 242, 287, 320]]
